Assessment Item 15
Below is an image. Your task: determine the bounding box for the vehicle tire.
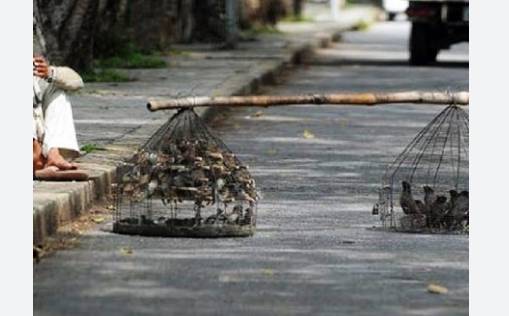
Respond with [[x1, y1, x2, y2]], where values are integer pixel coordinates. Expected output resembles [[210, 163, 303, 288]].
[[387, 12, 396, 21], [409, 23, 438, 65]]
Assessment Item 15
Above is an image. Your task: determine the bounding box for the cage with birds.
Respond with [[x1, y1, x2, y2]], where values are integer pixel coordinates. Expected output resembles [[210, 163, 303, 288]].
[[372, 104, 469, 233], [113, 108, 259, 238]]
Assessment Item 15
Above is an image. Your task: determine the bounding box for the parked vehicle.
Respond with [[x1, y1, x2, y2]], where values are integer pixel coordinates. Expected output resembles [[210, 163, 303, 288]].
[[406, 0, 469, 65], [382, 0, 409, 21]]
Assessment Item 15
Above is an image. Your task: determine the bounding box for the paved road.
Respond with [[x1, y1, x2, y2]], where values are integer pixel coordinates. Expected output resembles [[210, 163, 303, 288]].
[[34, 21, 469, 316]]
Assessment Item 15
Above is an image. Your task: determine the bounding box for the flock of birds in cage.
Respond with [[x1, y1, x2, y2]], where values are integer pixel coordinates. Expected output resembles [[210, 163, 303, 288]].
[[373, 105, 469, 233], [113, 109, 259, 237]]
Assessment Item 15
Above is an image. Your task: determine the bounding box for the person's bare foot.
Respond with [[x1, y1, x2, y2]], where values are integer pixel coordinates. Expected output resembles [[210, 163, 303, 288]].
[[33, 139, 46, 171], [45, 148, 78, 170]]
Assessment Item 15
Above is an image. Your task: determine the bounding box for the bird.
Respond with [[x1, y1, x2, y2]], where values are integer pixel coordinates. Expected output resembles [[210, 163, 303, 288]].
[[458, 191, 470, 226], [216, 208, 227, 223], [415, 200, 425, 214], [191, 168, 207, 185], [148, 153, 158, 164], [448, 189, 459, 206], [423, 186, 437, 226], [457, 191, 469, 213], [372, 203, 379, 215], [204, 215, 216, 225], [226, 205, 242, 225], [238, 189, 256, 203], [204, 208, 226, 225], [423, 186, 436, 210], [431, 195, 449, 228], [193, 203, 203, 226], [242, 207, 254, 225], [444, 190, 459, 228], [216, 178, 225, 191], [148, 179, 158, 196], [155, 216, 166, 225], [399, 181, 421, 215], [447, 190, 469, 229]]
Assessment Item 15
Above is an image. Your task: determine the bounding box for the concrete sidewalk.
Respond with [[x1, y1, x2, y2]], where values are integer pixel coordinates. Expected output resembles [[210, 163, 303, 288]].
[[33, 5, 380, 246]]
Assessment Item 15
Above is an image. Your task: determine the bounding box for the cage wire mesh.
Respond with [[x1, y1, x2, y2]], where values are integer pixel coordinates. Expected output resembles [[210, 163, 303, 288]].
[[373, 104, 469, 234], [113, 108, 258, 237]]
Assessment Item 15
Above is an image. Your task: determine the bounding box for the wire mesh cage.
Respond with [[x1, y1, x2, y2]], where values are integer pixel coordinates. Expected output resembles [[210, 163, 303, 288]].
[[373, 105, 469, 234], [113, 109, 258, 238]]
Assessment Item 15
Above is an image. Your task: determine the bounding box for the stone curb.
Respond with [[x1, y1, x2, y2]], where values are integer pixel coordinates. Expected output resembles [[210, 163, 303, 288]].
[[33, 7, 380, 246]]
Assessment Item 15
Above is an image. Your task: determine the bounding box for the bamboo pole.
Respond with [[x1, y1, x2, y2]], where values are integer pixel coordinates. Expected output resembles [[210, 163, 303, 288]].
[[147, 91, 469, 112]]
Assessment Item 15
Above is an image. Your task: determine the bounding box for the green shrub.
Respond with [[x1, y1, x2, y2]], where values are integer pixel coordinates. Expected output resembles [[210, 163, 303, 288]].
[[95, 52, 166, 69], [80, 143, 106, 154]]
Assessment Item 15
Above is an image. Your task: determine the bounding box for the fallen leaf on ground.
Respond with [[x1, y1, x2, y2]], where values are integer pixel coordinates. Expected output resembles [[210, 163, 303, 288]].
[[339, 119, 349, 128], [106, 205, 115, 210], [261, 269, 274, 277], [267, 148, 278, 155], [427, 283, 448, 294], [303, 129, 315, 139], [218, 275, 231, 282], [252, 111, 264, 117], [91, 216, 106, 224], [120, 247, 133, 256]]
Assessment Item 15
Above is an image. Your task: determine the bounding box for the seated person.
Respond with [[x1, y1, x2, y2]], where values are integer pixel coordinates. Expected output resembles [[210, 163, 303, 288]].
[[33, 56, 88, 180]]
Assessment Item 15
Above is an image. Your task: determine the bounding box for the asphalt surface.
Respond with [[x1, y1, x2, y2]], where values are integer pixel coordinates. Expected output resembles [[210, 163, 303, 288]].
[[34, 21, 469, 316]]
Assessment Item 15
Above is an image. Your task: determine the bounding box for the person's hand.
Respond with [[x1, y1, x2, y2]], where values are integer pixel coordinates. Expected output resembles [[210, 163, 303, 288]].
[[33, 56, 50, 79]]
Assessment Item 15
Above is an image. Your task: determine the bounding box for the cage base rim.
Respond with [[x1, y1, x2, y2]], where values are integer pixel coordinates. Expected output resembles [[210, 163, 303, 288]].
[[113, 222, 255, 238], [368, 226, 468, 235]]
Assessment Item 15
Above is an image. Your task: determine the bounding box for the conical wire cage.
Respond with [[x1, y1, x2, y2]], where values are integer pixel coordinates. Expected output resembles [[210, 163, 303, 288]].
[[113, 109, 258, 238], [373, 105, 469, 233]]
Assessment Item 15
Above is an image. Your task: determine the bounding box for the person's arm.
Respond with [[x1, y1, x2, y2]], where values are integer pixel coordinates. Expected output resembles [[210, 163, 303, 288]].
[[33, 56, 84, 91], [48, 66, 84, 91]]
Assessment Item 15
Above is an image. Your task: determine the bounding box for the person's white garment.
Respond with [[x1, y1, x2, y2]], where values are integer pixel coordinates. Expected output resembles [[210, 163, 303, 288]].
[[33, 66, 84, 158]]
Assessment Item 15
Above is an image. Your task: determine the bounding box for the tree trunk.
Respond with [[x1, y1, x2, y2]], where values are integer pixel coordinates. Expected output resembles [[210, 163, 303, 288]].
[[34, 0, 100, 70], [293, 0, 303, 18]]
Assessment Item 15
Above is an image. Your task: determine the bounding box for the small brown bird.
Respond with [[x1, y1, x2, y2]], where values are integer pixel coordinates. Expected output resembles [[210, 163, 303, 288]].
[[447, 190, 469, 229], [448, 190, 459, 207], [423, 186, 436, 211], [423, 186, 437, 226], [182, 143, 196, 162], [205, 208, 226, 225], [456, 191, 469, 213], [415, 200, 425, 214], [399, 181, 420, 215], [226, 205, 242, 224], [431, 195, 448, 228], [241, 207, 254, 225], [372, 203, 379, 215], [238, 189, 256, 203], [191, 168, 207, 185], [445, 190, 458, 228]]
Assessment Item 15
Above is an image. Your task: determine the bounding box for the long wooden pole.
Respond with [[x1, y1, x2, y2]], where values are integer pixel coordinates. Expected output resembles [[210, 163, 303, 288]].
[[147, 91, 469, 112]]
